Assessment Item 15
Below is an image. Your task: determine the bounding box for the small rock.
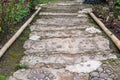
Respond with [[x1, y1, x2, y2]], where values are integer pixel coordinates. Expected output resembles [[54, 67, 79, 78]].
[[74, 75, 81, 80], [97, 67, 103, 72], [91, 77, 99, 80], [105, 69, 111, 73], [8, 76, 17, 80], [27, 69, 55, 80], [109, 74, 115, 78], [85, 27, 101, 34], [29, 35, 40, 40], [48, 73, 55, 79], [90, 72, 99, 77], [82, 8, 93, 13], [100, 72, 109, 78], [106, 78, 113, 80]]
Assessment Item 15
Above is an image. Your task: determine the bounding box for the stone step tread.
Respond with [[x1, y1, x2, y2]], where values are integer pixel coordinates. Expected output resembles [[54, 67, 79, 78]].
[[41, 4, 92, 12], [35, 17, 89, 26], [32, 22, 92, 28], [30, 24, 91, 31], [9, 67, 90, 80], [20, 53, 116, 68], [23, 36, 110, 54], [41, 3, 91, 9], [9, 63, 118, 80], [29, 29, 102, 40], [39, 12, 78, 16]]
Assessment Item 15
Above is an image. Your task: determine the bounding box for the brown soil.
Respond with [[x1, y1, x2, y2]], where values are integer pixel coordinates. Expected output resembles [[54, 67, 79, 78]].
[[93, 5, 120, 40]]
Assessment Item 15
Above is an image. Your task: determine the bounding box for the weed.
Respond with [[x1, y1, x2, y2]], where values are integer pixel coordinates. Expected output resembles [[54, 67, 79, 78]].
[[0, 75, 7, 80], [15, 64, 28, 70]]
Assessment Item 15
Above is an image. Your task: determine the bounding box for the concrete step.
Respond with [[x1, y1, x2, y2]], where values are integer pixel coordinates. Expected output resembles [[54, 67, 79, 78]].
[[30, 24, 92, 31], [39, 12, 88, 19], [41, 2, 92, 13], [29, 29, 101, 40], [35, 17, 89, 26], [23, 36, 110, 55], [9, 58, 119, 80], [8, 67, 90, 80], [20, 52, 116, 68], [39, 12, 78, 16]]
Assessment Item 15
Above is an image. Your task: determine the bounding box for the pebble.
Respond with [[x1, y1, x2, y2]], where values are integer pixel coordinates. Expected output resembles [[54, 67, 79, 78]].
[[99, 72, 109, 78], [90, 72, 99, 77], [74, 75, 81, 80], [91, 77, 99, 80], [27, 69, 55, 80], [97, 68, 103, 72], [90, 67, 117, 80]]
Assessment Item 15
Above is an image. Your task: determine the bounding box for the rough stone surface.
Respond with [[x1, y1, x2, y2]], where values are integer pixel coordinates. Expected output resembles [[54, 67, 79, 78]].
[[36, 18, 88, 26], [30, 25, 92, 31], [9, 0, 119, 80], [65, 60, 102, 73], [85, 27, 101, 34], [20, 53, 116, 67], [90, 66, 118, 80], [23, 36, 110, 54]]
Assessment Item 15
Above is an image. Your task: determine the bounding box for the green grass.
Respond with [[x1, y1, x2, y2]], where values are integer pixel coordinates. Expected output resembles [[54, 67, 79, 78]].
[[0, 75, 7, 80], [40, 0, 58, 4], [33, 0, 59, 5], [15, 64, 28, 70], [0, 28, 30, 76]]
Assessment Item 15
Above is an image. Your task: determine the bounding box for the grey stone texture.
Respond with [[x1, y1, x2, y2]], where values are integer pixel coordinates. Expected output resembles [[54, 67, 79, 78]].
[[9, 0, 119, 80]]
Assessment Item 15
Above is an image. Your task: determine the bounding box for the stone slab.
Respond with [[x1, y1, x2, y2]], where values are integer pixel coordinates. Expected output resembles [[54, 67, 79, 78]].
[[39, 12, 78, 16], [41, 3, 92, 13], [9, 68, 88, 80], [36, 18, 89, 26], [29, 30, 96, 40], [20, 53, 116, 67], [23, 36, 110, 54], [30, 24, 92, 31]]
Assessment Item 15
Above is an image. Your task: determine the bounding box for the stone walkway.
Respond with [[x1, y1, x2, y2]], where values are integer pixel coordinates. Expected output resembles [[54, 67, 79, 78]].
[[9, 0, 120, 80]]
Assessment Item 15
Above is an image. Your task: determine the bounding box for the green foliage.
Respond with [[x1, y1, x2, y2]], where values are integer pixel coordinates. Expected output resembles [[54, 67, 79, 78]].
[[14, 1, 30, 24], [114, 0, 120, 20], [15, 64, 28, 70], [0, 75, 7, 80], [31, 0, 58, 6], [115, 0, 120, 9], [0, 0, 31, 41]]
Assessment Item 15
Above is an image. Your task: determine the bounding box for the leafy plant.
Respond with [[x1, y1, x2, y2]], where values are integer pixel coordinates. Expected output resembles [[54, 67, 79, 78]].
[[0, 75, 7, 80], [114, 0, 120, 20], [115, 0, 120, 9], [15, 64, 28, 70]]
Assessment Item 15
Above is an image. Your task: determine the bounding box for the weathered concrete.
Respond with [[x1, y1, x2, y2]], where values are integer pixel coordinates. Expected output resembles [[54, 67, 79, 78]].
[[9, 0, 119, 80], [24, 36, 110, 54], [30, 24, 92, 31]]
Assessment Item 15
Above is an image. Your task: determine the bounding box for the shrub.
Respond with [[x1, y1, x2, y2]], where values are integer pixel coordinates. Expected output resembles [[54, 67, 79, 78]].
[[0, 0, 31, 42], [114, 0, 120, 20]]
